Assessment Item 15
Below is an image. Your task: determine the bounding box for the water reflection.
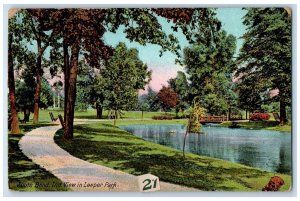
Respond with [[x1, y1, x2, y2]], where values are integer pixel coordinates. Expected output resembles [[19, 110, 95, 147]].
[[121, 124, 291, 174]]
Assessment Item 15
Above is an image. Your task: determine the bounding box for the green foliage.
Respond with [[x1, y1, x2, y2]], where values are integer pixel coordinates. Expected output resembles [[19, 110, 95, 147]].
[[261, 102, 280, 113], [16, 68, 54, 116], [96, 43, 151, 115], [40, 79, 54, 109], [137, 99, 150, 112], [183, 30, 237, 115], [140, 87, 161, 112], [220, 121, 291, 132], [168, 71, 190, 114], [105, 8, 221, 60], [236, 8, 291, 122], [188, 100, 206, 133], [75, 61, 97, 111]]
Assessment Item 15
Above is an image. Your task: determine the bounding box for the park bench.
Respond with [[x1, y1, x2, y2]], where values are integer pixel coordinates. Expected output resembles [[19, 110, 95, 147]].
[[58, 114, 65, 129], [49, 112, 58, 122]]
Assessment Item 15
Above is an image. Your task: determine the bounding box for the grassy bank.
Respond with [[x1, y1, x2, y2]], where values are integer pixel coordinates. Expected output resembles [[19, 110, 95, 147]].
[[220, 121, 291, 132], [8, 123, 69, 191], [34, 109, 178, 122], [54, 123, 291, 191]]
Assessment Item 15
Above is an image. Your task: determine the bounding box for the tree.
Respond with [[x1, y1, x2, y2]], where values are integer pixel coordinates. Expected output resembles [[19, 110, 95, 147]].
[[142, 87, 161, 112], [236, 8, 291, 124], [235, 73, 269, 118], [15, 10, 59, 124], [183, 30, 237, 115], [8, 16, 20, 133], [16, 68, 54, 122], [168, 71, 189, 116], [75, 61, 97, 112], [29, 8, 220, 139], [158, 86, 179, 112], [97, 43, 151, 125], [137, 99, 149, 120], [52, 80, 63, 109]]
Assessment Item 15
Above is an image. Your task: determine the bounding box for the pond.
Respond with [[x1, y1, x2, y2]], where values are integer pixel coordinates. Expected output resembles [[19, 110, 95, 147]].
[[120, 124, 292, 174]]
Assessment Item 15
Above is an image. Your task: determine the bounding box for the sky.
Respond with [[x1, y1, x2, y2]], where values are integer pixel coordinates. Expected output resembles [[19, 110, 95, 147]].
[[103, 8, 248, 93]]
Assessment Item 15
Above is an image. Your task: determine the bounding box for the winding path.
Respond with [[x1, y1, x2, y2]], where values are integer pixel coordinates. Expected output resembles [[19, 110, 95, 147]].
[[19, 123, 199, 192]]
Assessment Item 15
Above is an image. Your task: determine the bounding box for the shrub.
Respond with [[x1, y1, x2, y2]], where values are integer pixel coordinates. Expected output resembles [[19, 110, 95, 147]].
[[250, 113, 270, 121], [152, 115, 174, 120]]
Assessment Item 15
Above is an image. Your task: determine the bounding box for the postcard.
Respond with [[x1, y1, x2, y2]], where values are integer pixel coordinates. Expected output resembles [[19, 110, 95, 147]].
[[7, 7, 292, 193]]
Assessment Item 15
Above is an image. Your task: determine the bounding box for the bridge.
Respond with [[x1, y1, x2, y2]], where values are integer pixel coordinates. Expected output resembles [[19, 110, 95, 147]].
[[199, 115, 228, 124]]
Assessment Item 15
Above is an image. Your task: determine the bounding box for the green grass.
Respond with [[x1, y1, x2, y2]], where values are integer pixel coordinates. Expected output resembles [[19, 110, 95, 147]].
[[8, 123, 69, 191], [54, 123, 291, 191], [220, 121, 291, 132], [36, 109, 178, 121]]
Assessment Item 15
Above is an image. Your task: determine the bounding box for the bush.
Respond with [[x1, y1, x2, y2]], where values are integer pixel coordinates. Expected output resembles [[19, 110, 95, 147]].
[[250, 113, 270, 121], [152, 115, 174, 120]]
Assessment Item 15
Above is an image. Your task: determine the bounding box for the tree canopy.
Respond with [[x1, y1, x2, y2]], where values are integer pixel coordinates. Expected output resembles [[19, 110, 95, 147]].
[[236, 8, 291, 124], [96, 42, 151, 118], [183, 30, 237, 115], [158, 86, 179, 112]]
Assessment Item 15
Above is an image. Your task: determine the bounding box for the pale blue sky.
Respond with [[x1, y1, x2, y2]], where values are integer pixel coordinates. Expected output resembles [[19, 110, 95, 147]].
[[102, 8, 247, 91]]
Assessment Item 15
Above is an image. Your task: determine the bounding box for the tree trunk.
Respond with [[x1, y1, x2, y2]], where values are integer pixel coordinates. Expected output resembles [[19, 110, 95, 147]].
[[245, 110, 248, 120], [279, 99, 287, 125], [96, 102, 103, 119], [142, 111, 144, 120], [24, 108, 30, 122], [33, 41, 42, 124], [57, 93, 60, 109], [113, 110, 117, 126], [64, 43, 79, 139], [63, 41, 70, 121], [8, 33, 20, 134], [53, 93, 56, 108]]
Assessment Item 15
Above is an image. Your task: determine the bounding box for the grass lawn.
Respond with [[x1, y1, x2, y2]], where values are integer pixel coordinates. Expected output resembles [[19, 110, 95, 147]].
[[54, 123, 291, 191], [220, 121, 291, 132], [8, 123, 69, 191], [35, 109, 178, 122]]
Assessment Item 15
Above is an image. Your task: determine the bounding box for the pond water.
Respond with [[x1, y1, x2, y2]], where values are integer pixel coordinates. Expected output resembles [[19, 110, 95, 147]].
[[120, 124, 292, 174]]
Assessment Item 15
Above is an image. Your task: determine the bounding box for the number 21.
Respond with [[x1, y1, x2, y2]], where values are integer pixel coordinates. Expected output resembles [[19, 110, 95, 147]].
[[143, 178, 158, 191]]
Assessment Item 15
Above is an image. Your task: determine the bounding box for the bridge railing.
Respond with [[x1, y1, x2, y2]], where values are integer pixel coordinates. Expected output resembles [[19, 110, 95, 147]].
[[200, 115, 227, 122]]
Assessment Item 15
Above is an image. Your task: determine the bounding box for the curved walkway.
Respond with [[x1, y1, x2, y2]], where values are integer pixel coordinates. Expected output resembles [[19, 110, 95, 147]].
[[19, 123, 199, 192]]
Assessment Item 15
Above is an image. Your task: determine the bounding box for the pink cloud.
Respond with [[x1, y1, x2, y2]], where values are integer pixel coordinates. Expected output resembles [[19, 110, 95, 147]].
[[139, 64, 184, 95]]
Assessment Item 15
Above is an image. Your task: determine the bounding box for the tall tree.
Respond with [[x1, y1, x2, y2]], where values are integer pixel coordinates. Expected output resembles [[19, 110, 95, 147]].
[[8, 17, 20, 133], [17, 10, 59, 124], [97, 43, 151, 125], [183, 30, 236, 114], [236, 8, 291, 124], [235, 73, 268, 116]]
